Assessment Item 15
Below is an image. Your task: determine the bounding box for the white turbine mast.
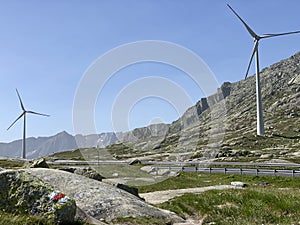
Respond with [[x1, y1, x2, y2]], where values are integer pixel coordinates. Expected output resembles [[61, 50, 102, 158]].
[[227, 4, 300, 136], [7, 89, 49, 159]]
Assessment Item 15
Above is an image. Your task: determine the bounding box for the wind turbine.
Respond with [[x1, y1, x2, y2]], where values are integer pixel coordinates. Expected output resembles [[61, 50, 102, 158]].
[[7, 89, 49, 159], [227, 4, 300, 136]]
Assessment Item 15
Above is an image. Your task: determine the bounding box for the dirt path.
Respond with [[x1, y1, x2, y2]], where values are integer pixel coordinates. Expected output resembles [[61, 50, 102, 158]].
[[140, 185, 239, 205]]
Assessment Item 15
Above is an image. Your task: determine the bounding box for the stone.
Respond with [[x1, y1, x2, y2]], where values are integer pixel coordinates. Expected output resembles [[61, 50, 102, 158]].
[[116, 183, 144, 200], [258, 182, 269, 186], [29, 158, 49, 168], [59, 167, 105, 181], [260, 153, 273, 159], [279, 150, 289, 155], [128, 158, 142, 165], [288, 74, 300, 85], [59, 167, 76, 173], [74, 167, 105, 181], [230, 181, 246, 187], [0, 170, 76, 224], [26, 168, 183, 224]]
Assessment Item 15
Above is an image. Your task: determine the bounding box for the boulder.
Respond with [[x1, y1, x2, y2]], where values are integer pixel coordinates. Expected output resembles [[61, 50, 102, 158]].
[[260, 153, 273, 159], [230, 181, 246, 188], [0, 170, 76, 224], [29, 158, 49, 168], [128, 159, 142, 165], [26, 168, 183, 224], [116, 183, 144, 200], [59, 167, 105, 181], [74, 167, 104, 181]]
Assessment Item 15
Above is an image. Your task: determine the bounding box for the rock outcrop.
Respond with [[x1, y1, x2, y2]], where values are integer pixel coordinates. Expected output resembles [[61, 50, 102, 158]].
[[28, 158, 49, 168], [59, 167, 105, 182], [0, 170, 76, 224], [26, 168, 183, 224]]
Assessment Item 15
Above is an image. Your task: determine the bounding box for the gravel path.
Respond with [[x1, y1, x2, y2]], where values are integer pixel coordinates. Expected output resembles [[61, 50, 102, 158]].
[[140, 185, 239, 204]]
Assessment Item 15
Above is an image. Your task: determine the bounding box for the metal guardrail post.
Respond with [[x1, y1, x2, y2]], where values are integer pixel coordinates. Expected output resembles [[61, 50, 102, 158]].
[[209, 167, 212, 174]]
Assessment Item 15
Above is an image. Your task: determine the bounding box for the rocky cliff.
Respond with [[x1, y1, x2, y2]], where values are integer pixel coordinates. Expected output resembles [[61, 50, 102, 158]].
[[103, 52, 300, 162]]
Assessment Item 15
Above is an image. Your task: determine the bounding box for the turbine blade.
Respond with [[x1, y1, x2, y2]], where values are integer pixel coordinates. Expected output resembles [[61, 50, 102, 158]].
[[261, 30, 300, 39], [227, 4, 258, 39], [7, 112, 25, 130], [27, 111, 50, 117], [245, 41, 259, 79], [16, 89, 25, 111]]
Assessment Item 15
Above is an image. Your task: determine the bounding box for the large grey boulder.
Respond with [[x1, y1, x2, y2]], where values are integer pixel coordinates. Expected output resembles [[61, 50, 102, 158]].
[[0, 170, 76, 224], [26, 168, 183, 224]]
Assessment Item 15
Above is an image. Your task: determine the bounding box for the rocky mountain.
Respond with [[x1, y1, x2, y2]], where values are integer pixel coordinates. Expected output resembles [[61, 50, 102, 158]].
[[1, 52, 299, 161], [0, 131, 118, 159], [104, 52, 300, 162], [0, 123, 169, 159]]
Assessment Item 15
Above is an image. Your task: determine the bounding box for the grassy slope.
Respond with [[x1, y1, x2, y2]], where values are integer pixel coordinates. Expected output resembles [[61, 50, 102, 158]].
[[130, 172, 300, 225], [159, 188, 300, 225], [0, 213, 89, 225], [0, 159, 25, 169]]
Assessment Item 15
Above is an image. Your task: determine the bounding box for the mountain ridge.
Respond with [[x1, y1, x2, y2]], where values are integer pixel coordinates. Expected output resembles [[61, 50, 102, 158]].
[[1, 51, 299, 160]]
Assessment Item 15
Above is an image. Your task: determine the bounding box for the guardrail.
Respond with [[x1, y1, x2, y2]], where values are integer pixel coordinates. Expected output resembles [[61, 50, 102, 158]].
[[47, 160, 300, 178], [155, 166, 300, 178]]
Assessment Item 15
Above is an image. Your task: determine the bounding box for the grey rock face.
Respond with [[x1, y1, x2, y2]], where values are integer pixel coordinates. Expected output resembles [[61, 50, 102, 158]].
[[0, 170, 76, 223], [26, 168, 183, 223]]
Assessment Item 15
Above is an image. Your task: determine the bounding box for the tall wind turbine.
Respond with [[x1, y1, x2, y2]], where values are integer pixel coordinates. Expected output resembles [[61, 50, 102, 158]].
[[7, 89, 49, 159], [227, 4, 300, 136]]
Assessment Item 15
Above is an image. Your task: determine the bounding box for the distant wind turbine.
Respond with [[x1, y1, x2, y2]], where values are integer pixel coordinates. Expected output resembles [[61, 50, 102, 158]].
[[227, 4, 300, 136], [7, 89, 49, 159]]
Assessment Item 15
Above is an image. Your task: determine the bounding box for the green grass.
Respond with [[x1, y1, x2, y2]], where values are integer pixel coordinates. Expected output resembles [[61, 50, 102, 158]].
[[120, 172, 300, 224], [46, 149, 85, 161], [137, 172, 300, 193], [111, 217, 171, 225], [0, 212, 89, 225], [158, 188, 300, 225], [0, 159, 25, 169]]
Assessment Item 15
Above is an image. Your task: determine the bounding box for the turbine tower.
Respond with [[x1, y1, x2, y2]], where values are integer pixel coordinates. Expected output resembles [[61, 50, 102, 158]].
[[7, 89, 49, 159], [227, 4, 300, 136]]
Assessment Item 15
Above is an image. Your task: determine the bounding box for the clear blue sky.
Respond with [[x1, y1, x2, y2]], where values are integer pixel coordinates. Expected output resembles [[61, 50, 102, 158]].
[[1, 0, 300, 142]]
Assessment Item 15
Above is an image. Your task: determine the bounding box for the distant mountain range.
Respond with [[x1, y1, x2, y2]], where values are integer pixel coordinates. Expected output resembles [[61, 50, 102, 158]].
[[1, 52, 299, 160], [0, 131, 122, 159], [0, 126, 169, 159]]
